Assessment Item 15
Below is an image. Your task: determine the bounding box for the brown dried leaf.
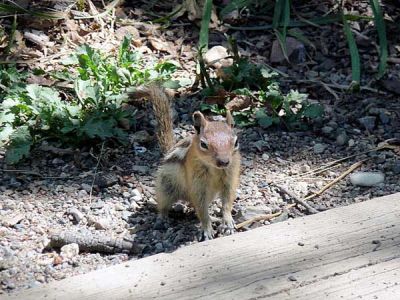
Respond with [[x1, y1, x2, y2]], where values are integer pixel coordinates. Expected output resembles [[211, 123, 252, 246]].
[[67, 31, 85, 43], [204, 89, 231, 106], [149, 37, 169, 51], [24, 30, 54, 48], [115, 26, 140, 40], [26, 75, 55, 86], [226, 95, 253, 112], [65, 19, 79, 31]]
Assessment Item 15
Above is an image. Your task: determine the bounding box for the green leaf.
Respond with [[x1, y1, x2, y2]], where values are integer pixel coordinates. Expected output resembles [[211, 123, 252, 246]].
[[0, 125, 14, 145], [342, 14, 361, 83], [81, 117, 116, 139], [178, 77, 193, 87], [5, 126, 32, 164], [74, 80, 100, 103], [2, 98, 19, 109], [26, 84, 61, 103], [255, 109, 274, 128], [369, 0, 388, 79], [61, 55, 79, 65], [220, 0, 251, 17], [118, 35, 131, 64], [163, 80, 181, 89], [233, 87, 251, 96], [302, 103, 324, 118], [199, 0, 213, 52], [200, 103, 226, 115], [260, 68, 278, 79], [0, 111, 16, 124]]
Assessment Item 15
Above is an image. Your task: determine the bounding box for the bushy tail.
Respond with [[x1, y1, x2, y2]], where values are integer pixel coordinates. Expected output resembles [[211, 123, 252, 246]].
[[143, 84, 175, 154]]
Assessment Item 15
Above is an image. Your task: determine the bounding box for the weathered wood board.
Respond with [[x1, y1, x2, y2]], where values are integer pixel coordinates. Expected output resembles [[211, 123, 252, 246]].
[[3, 192, 400, 300]]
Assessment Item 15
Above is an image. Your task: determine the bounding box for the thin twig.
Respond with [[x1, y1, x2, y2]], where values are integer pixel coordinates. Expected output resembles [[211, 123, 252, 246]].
[[303, 159, 366, 201], [236, 211, 282, 229], [297, 144, 387, 178], [272, 184, 319, 214]]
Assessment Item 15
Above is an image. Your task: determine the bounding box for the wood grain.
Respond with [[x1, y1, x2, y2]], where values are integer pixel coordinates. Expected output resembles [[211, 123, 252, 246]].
[[3, 193, 400, 300]]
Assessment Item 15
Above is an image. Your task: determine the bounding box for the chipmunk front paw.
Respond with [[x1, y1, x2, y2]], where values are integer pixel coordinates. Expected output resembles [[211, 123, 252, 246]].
[[199, 222, 215, 241], [220, 215, 236, 235]]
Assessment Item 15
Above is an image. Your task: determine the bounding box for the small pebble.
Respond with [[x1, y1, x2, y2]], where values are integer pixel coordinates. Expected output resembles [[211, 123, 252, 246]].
[[313, 143, 326, 154], [60, 243, 79, 259]]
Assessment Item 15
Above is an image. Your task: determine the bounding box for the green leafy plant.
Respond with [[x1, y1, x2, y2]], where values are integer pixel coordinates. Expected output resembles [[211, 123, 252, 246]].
[[198, 40, 323, 130], [0, 36, 177, 164]]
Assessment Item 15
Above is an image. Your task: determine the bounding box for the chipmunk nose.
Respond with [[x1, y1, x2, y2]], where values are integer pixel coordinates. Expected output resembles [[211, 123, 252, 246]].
[[216, 158, 230, 168]]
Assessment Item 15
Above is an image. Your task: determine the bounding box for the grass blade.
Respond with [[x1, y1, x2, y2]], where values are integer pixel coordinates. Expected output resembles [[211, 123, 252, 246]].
[[288, 28, 316, 50], [0, 3, 66, 19], [273, 0, 291, 62], [369, 0, 388, 79], [272, 0, 284, 29], [4, 14, 17, 56], [342, 14, 361, 87], [199, 0, 213, 53]]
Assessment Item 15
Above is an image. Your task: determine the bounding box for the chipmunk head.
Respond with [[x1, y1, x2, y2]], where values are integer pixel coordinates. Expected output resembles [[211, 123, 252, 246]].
[[192, 110, 239, 169]]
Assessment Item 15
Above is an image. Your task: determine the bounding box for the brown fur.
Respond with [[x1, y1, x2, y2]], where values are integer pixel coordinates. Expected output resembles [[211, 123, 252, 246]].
[[145, 84, 175, 154], [148, 84, 241, 240]]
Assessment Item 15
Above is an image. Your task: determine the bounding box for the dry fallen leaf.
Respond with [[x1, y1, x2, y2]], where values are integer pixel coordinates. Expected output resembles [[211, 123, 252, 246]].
[[226, 95, 253, 112], [65, 19, 80, 31], [27, 75, 55, 87], [149, 37, 169, 51], [115, 26, 140, 40]]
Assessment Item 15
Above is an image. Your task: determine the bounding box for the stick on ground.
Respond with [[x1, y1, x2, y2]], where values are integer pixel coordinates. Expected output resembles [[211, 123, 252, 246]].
[[49, 230, 144, 255], [273, 184, 319, 214]]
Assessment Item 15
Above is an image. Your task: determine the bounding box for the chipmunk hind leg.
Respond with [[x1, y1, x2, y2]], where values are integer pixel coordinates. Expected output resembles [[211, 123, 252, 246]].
[[155, 164, 185, 217]]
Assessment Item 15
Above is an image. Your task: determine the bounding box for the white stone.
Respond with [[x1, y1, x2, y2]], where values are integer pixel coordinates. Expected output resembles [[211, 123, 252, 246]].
[[60, 243, 79, 259], [350, 172, 385, 187], [204, 46, 233, 68]]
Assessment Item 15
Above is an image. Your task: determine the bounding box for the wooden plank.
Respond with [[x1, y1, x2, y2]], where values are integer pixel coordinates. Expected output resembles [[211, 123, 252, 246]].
[[3, 193, 400, 300]]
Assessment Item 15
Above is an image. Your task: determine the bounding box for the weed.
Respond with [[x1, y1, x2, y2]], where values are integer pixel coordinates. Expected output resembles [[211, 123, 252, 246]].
[[0, 36, 177, 164], [199, 40, 323, 130]]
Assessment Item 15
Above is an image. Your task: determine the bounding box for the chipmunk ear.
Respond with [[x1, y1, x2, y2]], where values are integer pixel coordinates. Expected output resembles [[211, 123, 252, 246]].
[[193, 111, 207, 133], [225, 109, 234, 127]]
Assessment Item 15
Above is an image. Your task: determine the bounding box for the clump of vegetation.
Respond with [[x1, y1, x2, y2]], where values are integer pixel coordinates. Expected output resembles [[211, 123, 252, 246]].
[[198, 41, 323, 130], [0, 36, 177, 164]]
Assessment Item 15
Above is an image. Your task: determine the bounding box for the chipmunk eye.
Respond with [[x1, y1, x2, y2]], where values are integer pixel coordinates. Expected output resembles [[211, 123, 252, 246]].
[[234, 137, 239, 148], [200, 140, 208, 150]]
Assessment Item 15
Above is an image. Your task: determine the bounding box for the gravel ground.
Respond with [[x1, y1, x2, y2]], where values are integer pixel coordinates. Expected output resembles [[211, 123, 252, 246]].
[[1, 95, 399, 294], [1, 0, 400, 295]]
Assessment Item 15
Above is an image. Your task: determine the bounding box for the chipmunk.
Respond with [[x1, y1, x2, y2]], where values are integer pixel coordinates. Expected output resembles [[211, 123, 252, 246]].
[[142, 84, 241, 240]]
